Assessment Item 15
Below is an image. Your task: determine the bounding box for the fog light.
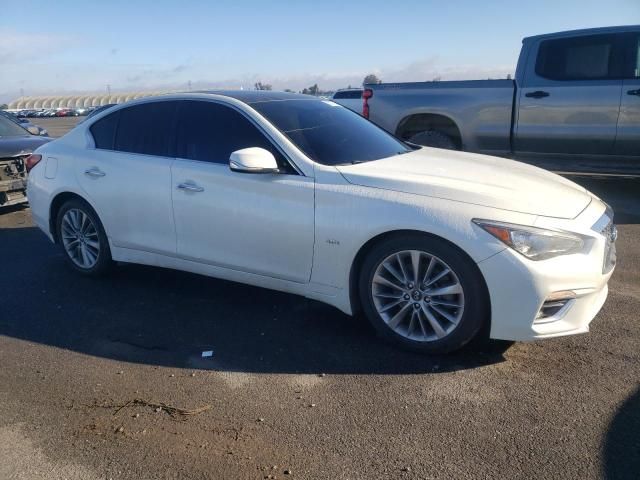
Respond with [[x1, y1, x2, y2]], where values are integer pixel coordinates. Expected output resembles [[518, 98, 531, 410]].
[[534, 291, 576, 324]]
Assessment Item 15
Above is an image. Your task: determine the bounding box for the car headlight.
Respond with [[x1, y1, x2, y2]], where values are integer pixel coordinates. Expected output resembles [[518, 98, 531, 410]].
[[473, 219, 585, 260]]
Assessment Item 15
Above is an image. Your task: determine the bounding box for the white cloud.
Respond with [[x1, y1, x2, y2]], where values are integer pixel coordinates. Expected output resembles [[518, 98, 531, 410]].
[[0, 29, 75, 64]]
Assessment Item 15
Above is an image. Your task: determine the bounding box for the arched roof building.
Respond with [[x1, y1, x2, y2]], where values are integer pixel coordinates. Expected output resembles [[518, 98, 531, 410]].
[[8, 91, 175, 110]]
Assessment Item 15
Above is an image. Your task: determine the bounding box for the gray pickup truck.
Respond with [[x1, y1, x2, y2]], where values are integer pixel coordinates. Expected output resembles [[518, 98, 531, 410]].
[[364, 25, 640, 175]]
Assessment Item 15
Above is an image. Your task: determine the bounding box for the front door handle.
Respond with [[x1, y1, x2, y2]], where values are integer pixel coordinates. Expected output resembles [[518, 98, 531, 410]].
[[525, 90, 550, 99], [628, 89, 640, 96], [177, 182, 204, 193], [84, 168, 106, 178]]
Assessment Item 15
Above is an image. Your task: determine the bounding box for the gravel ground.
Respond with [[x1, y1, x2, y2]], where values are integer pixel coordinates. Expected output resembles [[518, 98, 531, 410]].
[[0, 118, 638, 479]]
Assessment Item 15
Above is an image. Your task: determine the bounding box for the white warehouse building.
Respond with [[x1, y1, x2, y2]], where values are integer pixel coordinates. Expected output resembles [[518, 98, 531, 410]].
[[8, 91, 176, 110]]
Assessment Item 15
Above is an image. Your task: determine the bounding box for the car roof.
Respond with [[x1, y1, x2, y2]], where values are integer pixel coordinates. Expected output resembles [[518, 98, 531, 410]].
[[192, 90, 314, 104], [523, 24, 640, 43]]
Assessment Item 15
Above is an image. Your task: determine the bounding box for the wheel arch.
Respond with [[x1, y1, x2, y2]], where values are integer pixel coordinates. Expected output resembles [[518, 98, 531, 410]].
[[395, 113, 462, 149], [348, 229, 490, 324], [49, 191, 99, 243]]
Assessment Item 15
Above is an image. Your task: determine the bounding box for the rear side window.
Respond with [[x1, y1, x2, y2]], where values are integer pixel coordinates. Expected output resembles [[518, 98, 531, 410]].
[[175, 101, 292, 172], [333, 90, 362, 99], [90, 111, 119, 149], [535, 34, 622, 80], [114, 102, 177, 156]]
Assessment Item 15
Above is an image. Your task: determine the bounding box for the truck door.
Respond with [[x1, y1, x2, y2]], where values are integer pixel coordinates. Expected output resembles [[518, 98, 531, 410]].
[[614, 32, 640, 157], [514, 33, 624, 158]]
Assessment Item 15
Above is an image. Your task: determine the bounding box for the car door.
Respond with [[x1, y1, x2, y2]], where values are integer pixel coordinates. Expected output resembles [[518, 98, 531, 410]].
[[614, 32, 640, 157], [171, 100, 314, 283], [77, 101, 178, 254], [515, 33, 624, 156]]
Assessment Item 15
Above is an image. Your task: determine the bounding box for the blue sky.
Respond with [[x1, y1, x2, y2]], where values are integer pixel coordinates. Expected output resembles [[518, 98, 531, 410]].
[[1, 0, 639, 102]]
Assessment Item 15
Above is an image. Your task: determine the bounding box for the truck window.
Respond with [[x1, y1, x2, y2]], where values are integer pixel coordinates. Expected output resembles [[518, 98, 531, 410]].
[[535, 34, 622, 80]]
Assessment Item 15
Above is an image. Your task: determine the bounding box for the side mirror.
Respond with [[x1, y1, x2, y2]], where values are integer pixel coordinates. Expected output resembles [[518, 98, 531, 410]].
[[26, 126, 40, 135], [229, 147, 279, 174]]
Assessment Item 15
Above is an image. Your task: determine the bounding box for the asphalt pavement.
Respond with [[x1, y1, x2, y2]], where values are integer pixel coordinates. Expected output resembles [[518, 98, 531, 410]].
[[0, 118, 638, 479]]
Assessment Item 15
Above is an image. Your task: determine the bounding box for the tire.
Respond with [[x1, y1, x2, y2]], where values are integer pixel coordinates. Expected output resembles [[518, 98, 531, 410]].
[[358, 234, 488, 354], [408, 130, 458, 150], [56, 198, 112, 276]]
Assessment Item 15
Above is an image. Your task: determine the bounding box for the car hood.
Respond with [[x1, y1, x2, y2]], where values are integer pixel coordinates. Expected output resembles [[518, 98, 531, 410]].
[[0, 135, 52, 158], [336, 147, 591, 219]]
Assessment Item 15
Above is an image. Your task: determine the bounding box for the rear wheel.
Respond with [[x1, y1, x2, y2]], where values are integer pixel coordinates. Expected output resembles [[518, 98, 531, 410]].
[[358, 234, 488, 353], [56, 199, 112, 275], [408, 130, 458, 150]]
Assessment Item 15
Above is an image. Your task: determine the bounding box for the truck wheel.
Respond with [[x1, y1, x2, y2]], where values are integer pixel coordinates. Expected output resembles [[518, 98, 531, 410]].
[[408, 130, 458, 150], [358, 234, 488, 354]]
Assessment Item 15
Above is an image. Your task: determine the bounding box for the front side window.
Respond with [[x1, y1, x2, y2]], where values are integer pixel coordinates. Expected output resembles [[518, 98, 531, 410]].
[[251, 99, 411, 166], [113, 102, 177, 156], [0, 115, 29, 137], [535, 34, 622, 81], [175, 101, 293, 172]]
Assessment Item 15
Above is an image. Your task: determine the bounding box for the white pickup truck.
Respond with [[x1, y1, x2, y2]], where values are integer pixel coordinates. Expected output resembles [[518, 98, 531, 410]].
[[364, 25, 640, 175]]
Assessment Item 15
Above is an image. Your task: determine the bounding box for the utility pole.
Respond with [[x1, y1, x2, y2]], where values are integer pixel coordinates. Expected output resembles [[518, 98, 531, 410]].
[[107, 84, 111, 96], [187, 80, 192, 92]]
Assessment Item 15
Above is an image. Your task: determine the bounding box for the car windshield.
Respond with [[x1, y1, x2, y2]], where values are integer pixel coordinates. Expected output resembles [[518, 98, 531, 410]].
[[0, 114, 29, 137], [251, 99, 411, 165]]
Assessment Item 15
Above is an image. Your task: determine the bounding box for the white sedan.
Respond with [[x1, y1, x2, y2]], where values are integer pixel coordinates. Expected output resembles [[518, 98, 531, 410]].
[[26, 91, 616, 353]]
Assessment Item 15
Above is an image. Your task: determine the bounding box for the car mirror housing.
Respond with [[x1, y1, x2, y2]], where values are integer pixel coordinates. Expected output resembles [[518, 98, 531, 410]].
[[26, 126, 40, 135], [229, 147, 279, 174]]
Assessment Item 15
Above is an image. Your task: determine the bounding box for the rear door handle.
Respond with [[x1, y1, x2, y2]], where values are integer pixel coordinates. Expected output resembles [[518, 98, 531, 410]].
[[84, 168, 106, 178], [177, 182, 204, 193], [525, 90, 550, 99], [628, 89, 640, 96]]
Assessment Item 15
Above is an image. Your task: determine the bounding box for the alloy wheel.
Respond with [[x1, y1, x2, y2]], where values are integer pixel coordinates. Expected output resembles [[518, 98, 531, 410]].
[[61, 208, 100, 269], [371, 249, 465, 342]]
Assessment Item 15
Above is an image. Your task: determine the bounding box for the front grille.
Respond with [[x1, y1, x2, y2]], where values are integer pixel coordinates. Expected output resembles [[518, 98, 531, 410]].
[[593, 207, 617, 274]]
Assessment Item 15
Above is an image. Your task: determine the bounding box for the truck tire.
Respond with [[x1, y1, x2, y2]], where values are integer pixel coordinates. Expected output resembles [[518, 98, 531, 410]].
[[408, 130, 458, 150]]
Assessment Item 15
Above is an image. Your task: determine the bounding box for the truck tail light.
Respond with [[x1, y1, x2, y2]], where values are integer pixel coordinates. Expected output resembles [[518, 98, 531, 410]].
[[25, 154, 42, 173], [362, 88, 373, 119]]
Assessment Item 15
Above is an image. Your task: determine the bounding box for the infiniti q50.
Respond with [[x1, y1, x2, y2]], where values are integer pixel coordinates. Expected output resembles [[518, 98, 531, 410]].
[[26, 91, 616, 353]]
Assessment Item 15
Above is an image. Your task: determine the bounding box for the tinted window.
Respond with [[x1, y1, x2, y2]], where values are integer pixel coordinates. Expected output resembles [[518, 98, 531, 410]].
[[90, 110, 119, 149], [175, 101, 292, 172], [631, 34, 640, 78], [535, 34, 622, 80], [251, 99, 410, 166], [333, 90, 362, 99], [0, 114, 29, 136], [114, 102, 177, 156]]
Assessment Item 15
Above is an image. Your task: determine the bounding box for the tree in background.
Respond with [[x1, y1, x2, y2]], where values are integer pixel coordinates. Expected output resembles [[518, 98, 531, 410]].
[[254, 82, 272, 91], [0, 104, 8, 110], [363, 74, 381, 85], [302, 84, 320, 95]]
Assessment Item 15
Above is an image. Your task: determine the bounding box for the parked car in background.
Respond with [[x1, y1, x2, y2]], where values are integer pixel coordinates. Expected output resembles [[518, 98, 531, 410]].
[[0, 111, 48, 136], [0, 114, 51, 207], [28, 92, 615, 353], [55, 109, 79, 117], [331, 88, 363, 113], [78, 104, 117, 123], [364, 25, 640, 175]]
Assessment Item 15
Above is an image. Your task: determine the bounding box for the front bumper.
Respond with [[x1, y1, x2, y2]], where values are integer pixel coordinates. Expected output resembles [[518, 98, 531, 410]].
[[478, 198, 615, 342]]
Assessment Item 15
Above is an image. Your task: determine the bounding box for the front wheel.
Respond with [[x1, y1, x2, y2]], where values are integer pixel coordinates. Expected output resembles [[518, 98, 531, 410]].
[[358, 234, 489, 354], [56, 199, 112, 275]]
